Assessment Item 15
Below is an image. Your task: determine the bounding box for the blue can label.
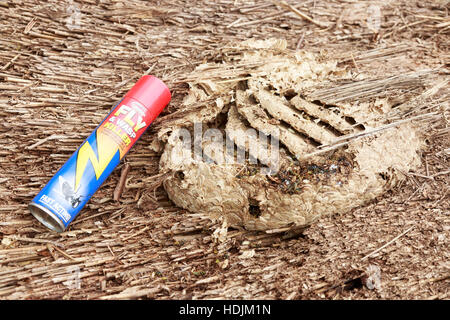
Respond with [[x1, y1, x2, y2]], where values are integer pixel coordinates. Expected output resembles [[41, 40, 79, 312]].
[[31, 97, 152, 229]]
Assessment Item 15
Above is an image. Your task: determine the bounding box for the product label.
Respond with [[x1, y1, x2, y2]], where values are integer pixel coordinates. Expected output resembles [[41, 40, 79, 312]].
[[31, 97, 152, 228]]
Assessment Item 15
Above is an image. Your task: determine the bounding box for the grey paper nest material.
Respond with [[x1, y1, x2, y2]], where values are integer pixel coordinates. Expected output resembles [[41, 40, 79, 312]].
[[156, 39, 429, 232]]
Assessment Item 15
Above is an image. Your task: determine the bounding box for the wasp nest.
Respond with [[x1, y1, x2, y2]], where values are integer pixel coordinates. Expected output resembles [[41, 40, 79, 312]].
[[156, 39, 426, 231]]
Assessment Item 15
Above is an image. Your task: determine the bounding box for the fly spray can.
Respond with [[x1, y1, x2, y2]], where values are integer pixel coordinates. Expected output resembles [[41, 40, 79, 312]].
[[29, 75, 171, 232]]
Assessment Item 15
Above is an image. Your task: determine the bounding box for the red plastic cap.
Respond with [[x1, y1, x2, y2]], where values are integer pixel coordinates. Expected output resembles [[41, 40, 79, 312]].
[[124, 75, 171, 118]]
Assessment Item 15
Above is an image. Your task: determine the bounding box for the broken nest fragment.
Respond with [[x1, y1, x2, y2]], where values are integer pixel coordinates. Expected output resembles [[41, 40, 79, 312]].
[[155, 38, 431, 232]]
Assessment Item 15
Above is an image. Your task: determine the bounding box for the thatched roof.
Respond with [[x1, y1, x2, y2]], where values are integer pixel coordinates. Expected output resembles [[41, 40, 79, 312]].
[[0, 0, 448, 299]]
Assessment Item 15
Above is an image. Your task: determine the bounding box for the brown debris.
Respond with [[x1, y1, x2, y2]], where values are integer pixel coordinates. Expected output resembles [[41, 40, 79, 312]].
[[113, 164, 131, 201]]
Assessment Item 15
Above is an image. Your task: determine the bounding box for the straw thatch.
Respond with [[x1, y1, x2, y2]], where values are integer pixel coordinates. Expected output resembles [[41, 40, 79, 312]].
[[0, 0, 448, 300]]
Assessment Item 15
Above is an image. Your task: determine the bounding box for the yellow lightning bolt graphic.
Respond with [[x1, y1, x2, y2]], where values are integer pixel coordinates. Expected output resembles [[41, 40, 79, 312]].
[[75, 129, 118, 190]]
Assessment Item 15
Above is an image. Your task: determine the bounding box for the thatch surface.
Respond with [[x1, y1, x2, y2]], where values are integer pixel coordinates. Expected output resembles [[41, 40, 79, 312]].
[[0, 0, 448, 299]]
